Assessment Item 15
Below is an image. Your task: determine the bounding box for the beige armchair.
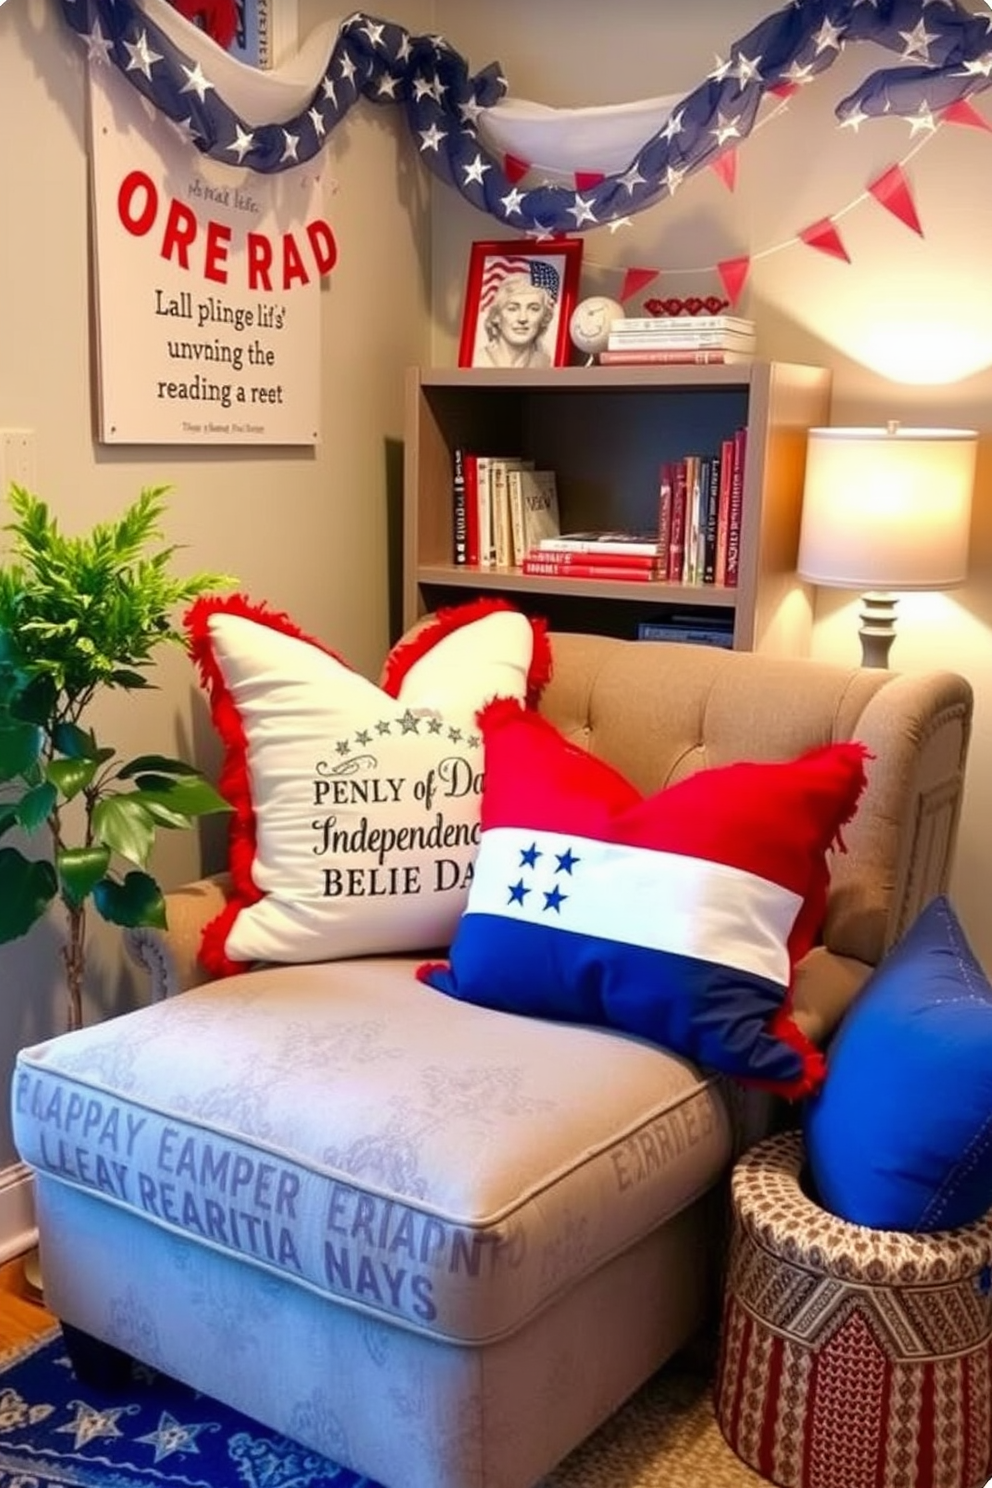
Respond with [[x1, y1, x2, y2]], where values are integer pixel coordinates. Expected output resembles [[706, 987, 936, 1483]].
[[15, 633, 973, 1488]]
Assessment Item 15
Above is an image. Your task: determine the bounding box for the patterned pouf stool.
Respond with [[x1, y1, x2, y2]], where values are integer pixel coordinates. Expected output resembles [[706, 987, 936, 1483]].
[[715, 1131, 992, 1488]]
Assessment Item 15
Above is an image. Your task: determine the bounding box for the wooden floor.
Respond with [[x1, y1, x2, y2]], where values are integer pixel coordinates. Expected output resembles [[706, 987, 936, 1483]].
[[0, 1254, 56, 1352]]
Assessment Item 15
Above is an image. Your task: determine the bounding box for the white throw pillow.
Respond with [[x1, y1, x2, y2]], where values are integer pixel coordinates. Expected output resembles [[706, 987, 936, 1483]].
[[187, 596, 550, 973]]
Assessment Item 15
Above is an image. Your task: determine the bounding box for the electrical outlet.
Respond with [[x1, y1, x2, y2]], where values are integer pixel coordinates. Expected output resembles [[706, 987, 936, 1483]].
[[0, 429, 37, 493]]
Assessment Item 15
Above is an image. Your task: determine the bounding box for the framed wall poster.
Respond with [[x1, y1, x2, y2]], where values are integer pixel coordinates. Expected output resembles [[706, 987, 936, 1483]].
[[458, 239, 583, 369]]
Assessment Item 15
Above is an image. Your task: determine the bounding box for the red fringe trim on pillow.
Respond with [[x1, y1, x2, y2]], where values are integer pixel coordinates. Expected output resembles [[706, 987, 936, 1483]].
[[381, 598, 552, 706], [416, 960, 448, 985], [199, 903, 253, 979], [184, 594, 356, 968]]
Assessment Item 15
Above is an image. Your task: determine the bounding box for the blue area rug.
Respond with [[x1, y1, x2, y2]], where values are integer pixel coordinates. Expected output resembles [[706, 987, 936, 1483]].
[[0, 1330, 375, 1487]]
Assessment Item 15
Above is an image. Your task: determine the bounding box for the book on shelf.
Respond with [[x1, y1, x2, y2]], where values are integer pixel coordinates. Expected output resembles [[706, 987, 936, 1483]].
[[599, 348, 754, 366], [521, 547, 660, 571], [725, 427, 748, 588], [508, 467, 560, 561], [538, 531, 664, 556], [489, 457, 532, 567], [606, 328, 755, 349], [463, 452, 481, 566], [637, 620, 734, 648], [610, 315, 755, 336], [521, 558, 662, 582], [656, 429, 748, 588], [452, 446, 468, 565]]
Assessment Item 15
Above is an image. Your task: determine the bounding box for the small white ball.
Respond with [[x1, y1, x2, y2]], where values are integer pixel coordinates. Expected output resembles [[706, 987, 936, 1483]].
[[569, 296, 624, 356]]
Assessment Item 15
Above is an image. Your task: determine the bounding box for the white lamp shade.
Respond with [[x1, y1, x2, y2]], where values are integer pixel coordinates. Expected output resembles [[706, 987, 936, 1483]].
[[798, 426, 977, 591]]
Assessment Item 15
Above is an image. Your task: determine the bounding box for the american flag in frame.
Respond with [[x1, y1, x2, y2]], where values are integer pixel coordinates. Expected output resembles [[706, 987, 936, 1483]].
[[459, 238, 583, 370]]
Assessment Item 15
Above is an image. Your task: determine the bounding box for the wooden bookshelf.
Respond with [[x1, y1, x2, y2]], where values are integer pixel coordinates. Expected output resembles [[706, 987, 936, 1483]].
[[403, 362, 832, 652]]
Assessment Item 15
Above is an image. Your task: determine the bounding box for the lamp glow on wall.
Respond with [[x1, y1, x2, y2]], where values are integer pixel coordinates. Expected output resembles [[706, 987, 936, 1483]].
[[797, 423, 977, 668]]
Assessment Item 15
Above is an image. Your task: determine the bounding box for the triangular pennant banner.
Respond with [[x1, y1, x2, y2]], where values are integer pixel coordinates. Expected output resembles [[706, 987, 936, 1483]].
[[575, 170, 606, 191], [619, 267, 659, 303], [710, 148, 738, 192], [504, 153, 530, 184], [798, 217, 851, 263], [867, 164, 923, 237], [717, 255, 751, 307], [941, 99, 992, 132], [768, 81, 800, 99]]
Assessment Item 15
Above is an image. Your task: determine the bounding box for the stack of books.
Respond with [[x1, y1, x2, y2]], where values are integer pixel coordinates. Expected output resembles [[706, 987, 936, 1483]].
[[600, 315, 756, 367], [453, 452, 560, 567], [520, 532, 667, 582]]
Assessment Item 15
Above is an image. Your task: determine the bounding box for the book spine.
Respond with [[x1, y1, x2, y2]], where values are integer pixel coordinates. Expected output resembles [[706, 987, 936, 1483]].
[[507, 468, 525, 567], [607, 331, 755, 349], [726, 427, 748, 589], [702, 454, 720, 585], [522, 549, 661, 570], [452, 446, 467, 566], [521, 559, 661, 581], [668, 459, 687, 582], [475, 456, 493, 567], [490, 459, 511, 567], [537, 538, 661, 556], [636, 623, 734, 648], [656, 463, 673, 578], [612, 316, 753, 333], [463, 453, 480, 566], [599, 348, 752, 365], [715, 438, 734, 587], [685, 455, 701, 584], [521, 470, 561, 551]]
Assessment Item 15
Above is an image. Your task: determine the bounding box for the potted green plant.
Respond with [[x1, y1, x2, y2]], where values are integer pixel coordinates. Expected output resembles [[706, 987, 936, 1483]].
[[0, 483, 234, 1032]]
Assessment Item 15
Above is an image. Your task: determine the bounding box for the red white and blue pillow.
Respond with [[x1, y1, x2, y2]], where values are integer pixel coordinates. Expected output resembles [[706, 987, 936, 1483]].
[[186, 597, 550, 975], [419, 701, 869, 1097]]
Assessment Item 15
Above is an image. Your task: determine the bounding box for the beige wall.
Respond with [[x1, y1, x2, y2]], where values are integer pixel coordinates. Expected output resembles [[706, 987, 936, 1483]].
[[433, 0, 992, 955], [0, 0, 433, 1163]]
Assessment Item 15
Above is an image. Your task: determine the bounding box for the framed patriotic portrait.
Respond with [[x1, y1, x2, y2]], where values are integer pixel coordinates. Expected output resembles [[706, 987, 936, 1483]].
[[458, 238, 583, 370]]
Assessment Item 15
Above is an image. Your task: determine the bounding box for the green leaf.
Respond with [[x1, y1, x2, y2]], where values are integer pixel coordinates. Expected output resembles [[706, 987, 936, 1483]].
[[0, 847, 58, 941], [93, 870, 167, 929], [58, 846, 112, 907], [52, 721, 99, 760], [129, 776, 231, 817], [46, 756, 98, 801], [141, 802, 194, 831], [0, 805, 19, 838], [10, 674, 57, 726], [0, 720, 41, 782], [109, 670, 151, 690], [118, 754, 201, 779], [16, 782, 57, 832], [91, 795, 156, 867]]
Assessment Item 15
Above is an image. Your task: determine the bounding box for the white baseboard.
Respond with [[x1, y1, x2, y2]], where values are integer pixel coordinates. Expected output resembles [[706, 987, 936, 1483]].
[[0, 1163, 37, 1264]]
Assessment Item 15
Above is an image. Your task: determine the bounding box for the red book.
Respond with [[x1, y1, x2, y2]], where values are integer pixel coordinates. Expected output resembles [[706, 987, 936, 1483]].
[[726, 427, 748, 589], [522, 548, 660, 571], [463, 453, 480, 566], [667, 459, 687, 582], [715, 438, 734, 586], [521, 558, 662, 581], [657, 462, 673, 577]]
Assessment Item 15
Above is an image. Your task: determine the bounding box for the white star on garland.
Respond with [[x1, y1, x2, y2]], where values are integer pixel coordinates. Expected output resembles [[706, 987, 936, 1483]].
[[58, 0, 992, 239]]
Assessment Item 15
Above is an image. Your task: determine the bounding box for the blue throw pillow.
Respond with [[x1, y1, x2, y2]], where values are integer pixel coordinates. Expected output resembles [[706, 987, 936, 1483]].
[[804, 895, 992, 1232]]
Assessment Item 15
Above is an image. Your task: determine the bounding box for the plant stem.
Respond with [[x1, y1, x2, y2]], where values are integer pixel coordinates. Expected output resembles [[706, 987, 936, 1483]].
[[61, 902, 85, 1035]]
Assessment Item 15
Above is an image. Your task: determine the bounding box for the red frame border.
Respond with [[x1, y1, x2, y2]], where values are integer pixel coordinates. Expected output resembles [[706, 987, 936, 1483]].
[[457, 237, 584, 369]]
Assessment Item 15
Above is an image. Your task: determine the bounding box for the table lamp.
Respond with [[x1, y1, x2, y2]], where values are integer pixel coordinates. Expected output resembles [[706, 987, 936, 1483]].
[[797, 422, 977, 668]]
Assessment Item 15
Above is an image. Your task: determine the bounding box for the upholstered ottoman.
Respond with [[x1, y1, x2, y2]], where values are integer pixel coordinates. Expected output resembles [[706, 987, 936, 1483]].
[[715, 1131, 992, 1488], [13, 958, 733, 1488]]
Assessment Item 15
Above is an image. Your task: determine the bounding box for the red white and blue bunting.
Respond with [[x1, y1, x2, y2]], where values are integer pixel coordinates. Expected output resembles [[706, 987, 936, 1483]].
[[59, 0, 992, 239]]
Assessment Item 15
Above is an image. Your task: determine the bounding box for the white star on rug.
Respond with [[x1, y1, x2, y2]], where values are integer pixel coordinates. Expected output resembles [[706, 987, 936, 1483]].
[[135, 1408, 219, 1462], [56, 1398, 136, 1448]]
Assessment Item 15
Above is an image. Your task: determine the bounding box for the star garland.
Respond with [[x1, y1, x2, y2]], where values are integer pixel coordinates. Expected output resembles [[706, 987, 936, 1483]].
[[58, 0, 992, 237]]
